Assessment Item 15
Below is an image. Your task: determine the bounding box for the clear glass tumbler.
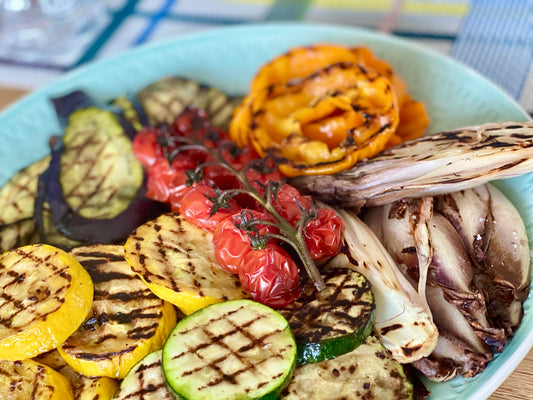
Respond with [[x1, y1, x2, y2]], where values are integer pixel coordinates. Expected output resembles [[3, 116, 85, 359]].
[[0, 0, 108, 64]]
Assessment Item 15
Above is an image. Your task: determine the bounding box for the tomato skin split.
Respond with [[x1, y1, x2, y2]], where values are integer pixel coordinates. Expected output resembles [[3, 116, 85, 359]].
[[303, 208, 345, 260], [239, 243, 300, 308], [213, 210, 279, 274], [271, 183, 313, 225]]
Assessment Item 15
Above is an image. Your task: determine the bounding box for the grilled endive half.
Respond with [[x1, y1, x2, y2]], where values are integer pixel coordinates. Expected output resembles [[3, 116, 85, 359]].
[[124, 213, 248, 315], [58, 244, 177, 379], [291, 121, 533, 209], [0, 244, 93, 360], [0, 358, 74, 400], [334, 209, 438, 364]]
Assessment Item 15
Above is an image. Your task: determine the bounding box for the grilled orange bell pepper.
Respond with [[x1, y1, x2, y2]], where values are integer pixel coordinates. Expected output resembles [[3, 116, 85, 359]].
[[230, 44, 429, 176]]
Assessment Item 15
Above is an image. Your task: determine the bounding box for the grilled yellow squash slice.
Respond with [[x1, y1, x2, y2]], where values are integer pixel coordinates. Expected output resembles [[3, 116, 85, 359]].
[[0, 244, 93, 360], [59, 365, 119, 400], [58, 244, 177, 379], [124, 213, 249, 315], [0, 358, 74, 400], [34, 349, 119, 400], [34, 349, 69, 370]]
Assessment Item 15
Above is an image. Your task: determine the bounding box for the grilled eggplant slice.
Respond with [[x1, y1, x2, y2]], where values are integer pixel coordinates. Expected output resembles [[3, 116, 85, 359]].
[[124, 213, 249, 315], [281, 336, 413, 400], [162, 299, 296, 400], [58, 244, 177, 379], [137, 77, 240, 128], [0, 359, 74, 400], [35, 135, 167, 245], [0, 244, 93, 360], [112, 349, 176, 400], [279, 256, 374, 364]]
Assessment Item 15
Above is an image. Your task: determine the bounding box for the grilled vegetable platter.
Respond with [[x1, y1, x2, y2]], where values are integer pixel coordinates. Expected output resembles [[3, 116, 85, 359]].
[[0, 25, 532, 400]]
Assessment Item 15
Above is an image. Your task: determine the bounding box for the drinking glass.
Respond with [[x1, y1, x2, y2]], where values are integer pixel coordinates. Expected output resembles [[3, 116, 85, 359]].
[[0, 0, 108, 63]]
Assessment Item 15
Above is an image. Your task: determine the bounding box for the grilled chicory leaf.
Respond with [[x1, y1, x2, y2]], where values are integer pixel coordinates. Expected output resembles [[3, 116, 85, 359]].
[[333, 207, 439, 364]]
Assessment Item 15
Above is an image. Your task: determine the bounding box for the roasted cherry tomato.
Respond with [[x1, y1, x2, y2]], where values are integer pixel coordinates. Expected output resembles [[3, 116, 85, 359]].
[[271, 183, 313, 225], [213, 210, 279, 274], [132, 128, 165, 170], [178, 183, 240, 231], [239, 243, 300, 308], [146, 159, 186, 203], [303, 208, 344, 260]]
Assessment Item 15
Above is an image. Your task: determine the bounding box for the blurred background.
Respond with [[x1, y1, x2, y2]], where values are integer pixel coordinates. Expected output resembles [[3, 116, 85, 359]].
[[0, 0, 532, 114]]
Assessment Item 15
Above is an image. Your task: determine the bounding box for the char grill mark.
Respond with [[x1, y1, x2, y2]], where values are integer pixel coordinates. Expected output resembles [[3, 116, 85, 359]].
[[172, 305, 288, 392], [0, 248, 70, 329]]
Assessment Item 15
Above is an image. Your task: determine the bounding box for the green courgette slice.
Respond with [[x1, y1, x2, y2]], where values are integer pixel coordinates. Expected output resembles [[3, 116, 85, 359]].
[[281, 336, 413, 400], [279, 254, 375, 364], [162, 299, 296, 400]]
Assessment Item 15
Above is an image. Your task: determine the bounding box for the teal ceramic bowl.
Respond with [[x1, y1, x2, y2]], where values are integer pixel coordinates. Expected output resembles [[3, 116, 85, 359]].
[[0, 23, 531, 400]]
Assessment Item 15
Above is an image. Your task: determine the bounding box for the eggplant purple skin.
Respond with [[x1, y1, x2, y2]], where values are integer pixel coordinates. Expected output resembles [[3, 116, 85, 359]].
[[34, 91, 167, 247], [51, 90, 147, 139], [34, 139, 168, 246]]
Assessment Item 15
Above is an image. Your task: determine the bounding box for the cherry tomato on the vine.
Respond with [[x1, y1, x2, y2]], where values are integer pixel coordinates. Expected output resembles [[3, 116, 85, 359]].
[[271, 183, 313, 225], [239, 243, 300, 308], [213, 210, 279, 274], [146, 159, 188, 203], [132, 128, 165, 170], [178, 183, 240, 231], [303, 208, 344, 260]]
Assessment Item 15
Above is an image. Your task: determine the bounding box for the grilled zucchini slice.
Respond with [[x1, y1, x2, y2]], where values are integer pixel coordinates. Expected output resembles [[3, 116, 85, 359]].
[[60, 107, 143, 219], [112, 349, 176, 400], [0, 359, 74, 400], [0, 244, 93, 360], [0, 155, 50, 226], [124, 213, 248, 315], [162, 299, 296, 400], [58, 244, 178, 379], [137, 77, 240, 128], [281, 336, 413, 400], [279, 255, 375, 364]]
